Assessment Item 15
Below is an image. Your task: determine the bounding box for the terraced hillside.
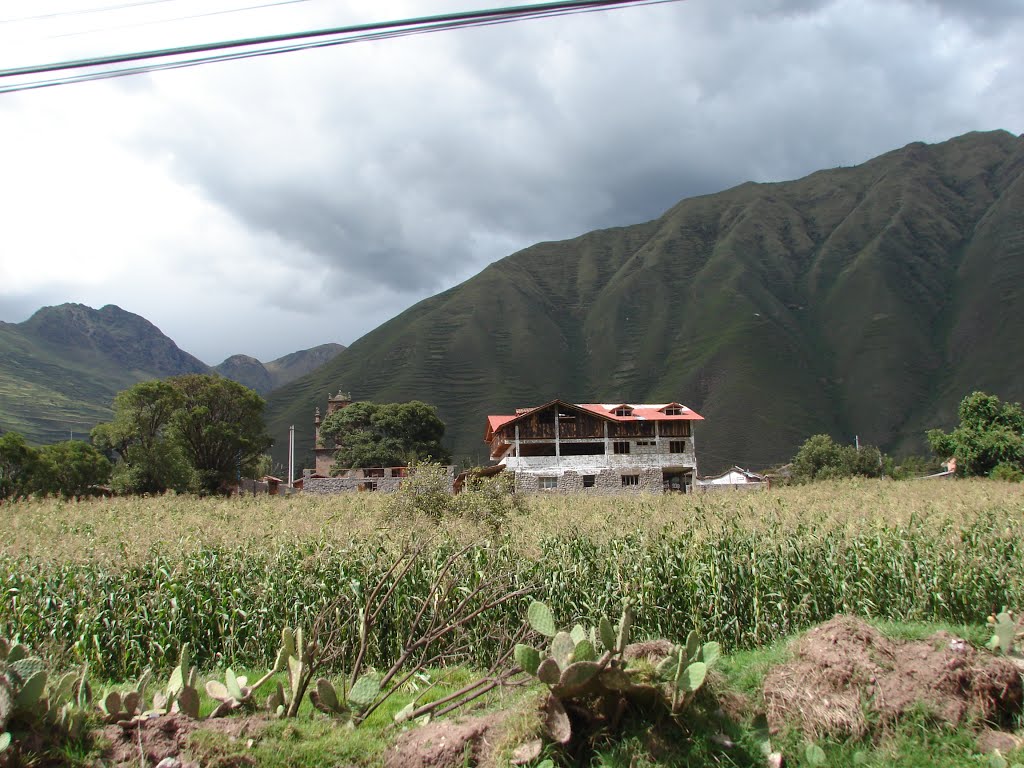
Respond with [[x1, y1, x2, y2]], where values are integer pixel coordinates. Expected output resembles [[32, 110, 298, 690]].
[[266, 130, 1024, 472]]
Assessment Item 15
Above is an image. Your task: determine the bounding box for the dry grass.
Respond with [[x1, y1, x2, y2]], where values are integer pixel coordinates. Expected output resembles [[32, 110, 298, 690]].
[[2, 478, 1021, 565]]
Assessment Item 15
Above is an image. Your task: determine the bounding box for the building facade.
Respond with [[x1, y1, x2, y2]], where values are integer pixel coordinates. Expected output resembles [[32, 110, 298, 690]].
[[484, 400, 703, 493]]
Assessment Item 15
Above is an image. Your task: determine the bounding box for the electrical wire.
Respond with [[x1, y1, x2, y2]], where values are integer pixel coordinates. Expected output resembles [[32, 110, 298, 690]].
[[52, 0, 320, 40], [0, 0, 185, 25], [0, 0, 682, 93]]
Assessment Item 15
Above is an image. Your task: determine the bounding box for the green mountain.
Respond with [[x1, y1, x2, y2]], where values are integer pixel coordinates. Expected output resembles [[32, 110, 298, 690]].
[[0, 304, 208, 445], [0, 304, 345, 446], [213, 344, 346, 395], [265, 130, 1024, 473]]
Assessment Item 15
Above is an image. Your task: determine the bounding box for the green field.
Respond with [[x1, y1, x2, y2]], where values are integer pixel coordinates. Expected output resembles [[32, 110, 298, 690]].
[[2, 479, 1023, 766]]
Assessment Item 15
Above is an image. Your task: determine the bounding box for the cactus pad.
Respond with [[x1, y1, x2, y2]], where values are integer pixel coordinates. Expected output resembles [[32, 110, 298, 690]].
[[528, 602, 557, 638], [570, 625, 588, 645], [571, 638, 596, 663], [679, 661, 707, 693], [9, 658, 45, 685], [315, 678, 341, 712], [701, 642, 721, 668], [599, 617, 616, 652], [205, 680, 230, 701], [177, 686, 200, 719], [348, 675, 380, 709], [15, 670, 47, 710], [514, 644, 541, 676], [558, 661, 600, 689], [551, 632, 576, 669], [536, 658, 561, 685], [684, 630, 700, 662]]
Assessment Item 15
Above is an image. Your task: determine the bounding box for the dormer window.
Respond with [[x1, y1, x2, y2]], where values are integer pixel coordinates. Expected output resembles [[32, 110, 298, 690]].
[[613, 406, 633, 417], [663, 406, 682, 416]]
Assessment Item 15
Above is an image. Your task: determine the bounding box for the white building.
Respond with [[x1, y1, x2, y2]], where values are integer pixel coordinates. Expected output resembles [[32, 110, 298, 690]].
[[484, 399, 704, 493]]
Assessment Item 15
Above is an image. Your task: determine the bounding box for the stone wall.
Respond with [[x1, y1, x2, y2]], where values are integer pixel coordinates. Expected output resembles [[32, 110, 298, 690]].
[[514, 467, 663, 494], [303, 466, 455, 495], [303, 476, 404, 494], [696, 481, 768, 494]]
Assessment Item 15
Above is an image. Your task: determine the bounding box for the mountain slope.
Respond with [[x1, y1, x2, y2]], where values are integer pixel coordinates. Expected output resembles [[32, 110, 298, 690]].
[[213, 344, 346, 395], [0, 304, 208, 445], [266, 130, 1024, 472], [0, 304, 345, 446]]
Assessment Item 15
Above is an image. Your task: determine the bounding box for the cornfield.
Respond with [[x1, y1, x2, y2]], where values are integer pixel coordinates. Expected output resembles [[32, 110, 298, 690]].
[[1, 479, 1022, 680]]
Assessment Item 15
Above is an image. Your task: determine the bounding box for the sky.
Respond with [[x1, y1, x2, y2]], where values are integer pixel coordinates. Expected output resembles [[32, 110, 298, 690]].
[[1, 0, 1022, 365]]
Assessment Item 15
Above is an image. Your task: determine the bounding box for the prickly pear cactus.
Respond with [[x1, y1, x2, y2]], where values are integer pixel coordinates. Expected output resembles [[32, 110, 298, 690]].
[[516, 600, 723, 742]]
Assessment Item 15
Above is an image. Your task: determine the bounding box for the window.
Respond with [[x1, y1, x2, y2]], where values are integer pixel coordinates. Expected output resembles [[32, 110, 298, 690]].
[[663, 406, 682, 416], [613, 407, 633, 417], [613, 441, 630, 454], [636, 440, 655, 446], [670, 440, 686, 453], [539, 476, 558, 490], [359, 481, 378, 492], [621, 474, 640, 487], [582, 475, 596, 488]]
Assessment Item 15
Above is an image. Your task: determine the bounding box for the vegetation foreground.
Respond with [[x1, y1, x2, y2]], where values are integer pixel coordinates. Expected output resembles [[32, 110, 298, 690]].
[[2, 479, 1024, 766]]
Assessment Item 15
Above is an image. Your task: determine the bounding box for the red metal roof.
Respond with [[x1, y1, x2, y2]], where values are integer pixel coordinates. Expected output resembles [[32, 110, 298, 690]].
[[484, 399, 703, 443]]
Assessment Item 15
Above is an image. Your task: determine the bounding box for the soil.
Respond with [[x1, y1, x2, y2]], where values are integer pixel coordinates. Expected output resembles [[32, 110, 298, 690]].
[[99, 713, 270, 767], [764, 615, 1023, 739], [383, 712, 509, 768]]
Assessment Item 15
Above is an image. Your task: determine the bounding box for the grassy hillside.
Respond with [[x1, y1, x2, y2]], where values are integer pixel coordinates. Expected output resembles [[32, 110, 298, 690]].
[[0, 304, 208, 445], [0, 303, 346, 446], [266, 130, 1024, 472]]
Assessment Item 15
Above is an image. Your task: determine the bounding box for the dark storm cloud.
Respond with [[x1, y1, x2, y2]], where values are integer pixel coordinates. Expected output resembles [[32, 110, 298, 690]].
[[136, 0, 1023, 307]]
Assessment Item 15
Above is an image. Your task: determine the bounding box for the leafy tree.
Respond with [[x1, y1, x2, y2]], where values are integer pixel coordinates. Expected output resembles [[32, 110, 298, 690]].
[[32, 440, 111, 499], [91, 380, 191, 494], [319, 401, 450, 471], [927, 391, 1024, 477], [91, 374, 272, 495], [168, 374, 273, 494], [791, 434, 886, 482], [0, 431, 38, 500]]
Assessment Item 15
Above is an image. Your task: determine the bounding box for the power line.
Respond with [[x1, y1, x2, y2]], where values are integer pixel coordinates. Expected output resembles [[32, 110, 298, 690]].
[[52, 0, 320, 40], [0, 0, 185, 25], [0, 0, 681, 93]]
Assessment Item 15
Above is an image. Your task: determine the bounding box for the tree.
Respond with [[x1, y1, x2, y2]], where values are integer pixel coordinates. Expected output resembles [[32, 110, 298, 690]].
[[91, 374, 272, 495], [319, 401, 450, 472], [927, 391, 1024, 477], [91, 380, 191, 494], [168, 374, 273, 494], [32, 440, 111, 499], [0, 431, 38, 500], [791, 434, 886, 482]]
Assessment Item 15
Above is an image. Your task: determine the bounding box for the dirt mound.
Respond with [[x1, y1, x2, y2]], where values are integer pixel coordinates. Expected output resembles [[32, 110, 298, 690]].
[[384, 713, 507, 768], [100, 714, 269, 767], [764, 616, 1023, 738]]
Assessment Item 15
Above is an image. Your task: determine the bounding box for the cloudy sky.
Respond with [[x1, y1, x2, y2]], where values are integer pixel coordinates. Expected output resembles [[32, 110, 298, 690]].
[[1, 0, 1021, 364]]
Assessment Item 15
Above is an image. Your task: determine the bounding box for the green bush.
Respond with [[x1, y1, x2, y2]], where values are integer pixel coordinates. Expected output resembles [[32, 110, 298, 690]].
[[990, 463, 1023, 482]]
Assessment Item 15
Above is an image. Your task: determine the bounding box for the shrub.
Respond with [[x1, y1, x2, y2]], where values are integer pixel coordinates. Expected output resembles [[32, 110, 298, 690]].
[[990, 463, 1023, 482]]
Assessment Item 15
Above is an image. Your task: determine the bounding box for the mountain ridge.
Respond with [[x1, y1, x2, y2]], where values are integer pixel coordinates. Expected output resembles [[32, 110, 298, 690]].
[[264, 129, 1024, 472], [0, 303, 344, 445]]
